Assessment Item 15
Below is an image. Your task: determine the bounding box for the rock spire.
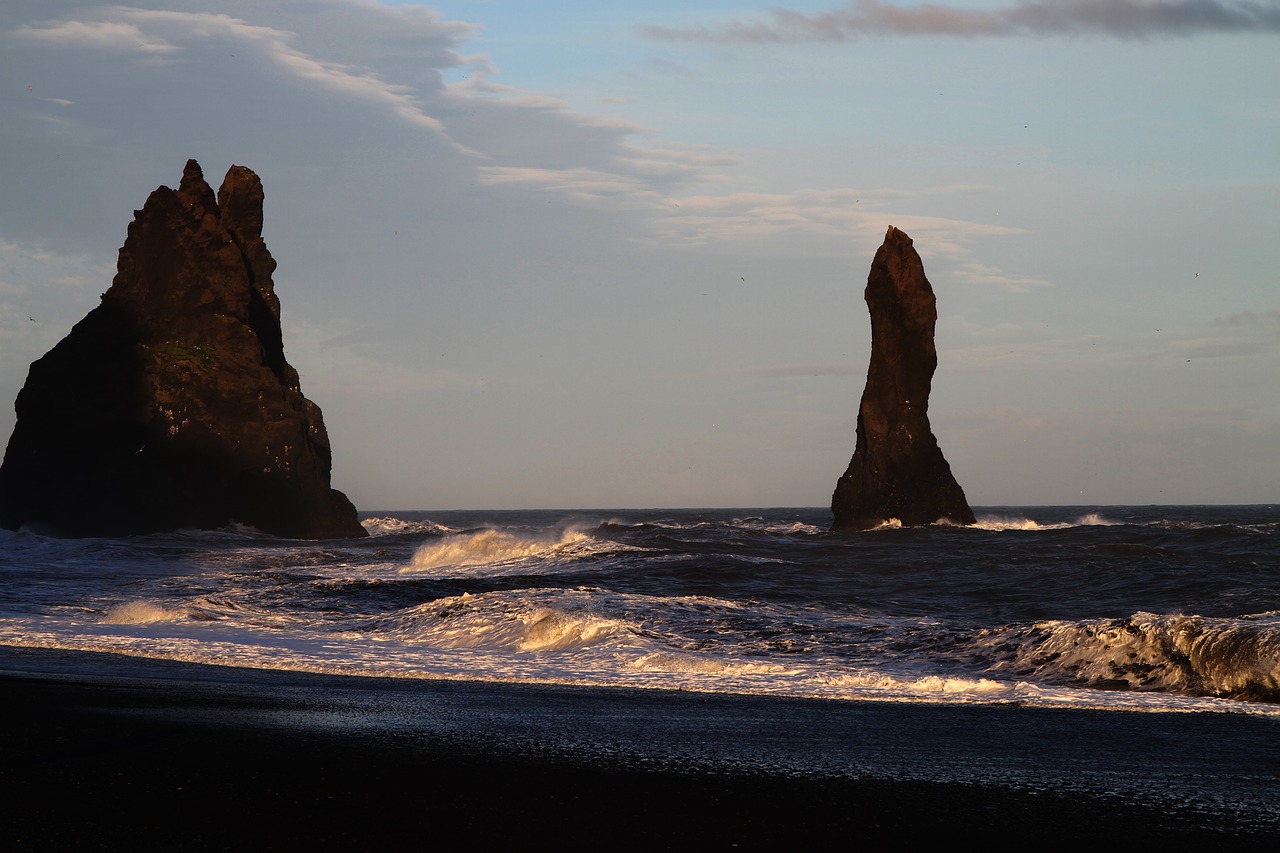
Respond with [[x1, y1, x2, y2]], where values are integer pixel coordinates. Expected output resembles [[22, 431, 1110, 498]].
[[0, 160, 366, 539], [831, 226, 975, 531]]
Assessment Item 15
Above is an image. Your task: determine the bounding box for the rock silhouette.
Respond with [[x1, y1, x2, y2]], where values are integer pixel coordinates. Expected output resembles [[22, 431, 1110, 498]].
[[0, 160, 366, 539], [831, 226, 975, 531]]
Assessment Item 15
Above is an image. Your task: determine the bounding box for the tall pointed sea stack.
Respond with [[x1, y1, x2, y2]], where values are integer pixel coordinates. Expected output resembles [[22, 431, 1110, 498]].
[[831, 226, 975, 531], [0, 160, 366, 539]]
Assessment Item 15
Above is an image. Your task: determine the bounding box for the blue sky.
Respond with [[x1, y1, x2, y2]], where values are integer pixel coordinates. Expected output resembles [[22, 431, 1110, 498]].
[[1, 1, 1277, 509]]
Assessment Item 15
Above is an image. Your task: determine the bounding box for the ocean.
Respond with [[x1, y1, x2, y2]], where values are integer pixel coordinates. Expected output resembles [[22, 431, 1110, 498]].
[[2, 504, 1276, 714]]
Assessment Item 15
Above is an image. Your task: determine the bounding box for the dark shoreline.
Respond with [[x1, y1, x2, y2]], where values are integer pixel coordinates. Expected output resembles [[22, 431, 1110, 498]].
[[4, 647, 1278, 849]]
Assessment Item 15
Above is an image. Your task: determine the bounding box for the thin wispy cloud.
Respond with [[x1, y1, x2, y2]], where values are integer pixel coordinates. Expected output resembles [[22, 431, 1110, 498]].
[[15, 6, 482, 152], [954, 262, 1052, 292], [647, 188, 1023, 252], [118, 8, 469, 140], [476, 166, 665, 208], [644, 1, 1280, 43], [14, 19, 179, 55], [947, 308, 1280, 372], [1185, 309, 1280, 358]]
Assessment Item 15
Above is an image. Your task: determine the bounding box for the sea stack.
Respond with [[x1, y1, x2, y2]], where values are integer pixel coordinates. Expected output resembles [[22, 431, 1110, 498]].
[[0, 160, 366, 539], [831, 226, 975, 531]]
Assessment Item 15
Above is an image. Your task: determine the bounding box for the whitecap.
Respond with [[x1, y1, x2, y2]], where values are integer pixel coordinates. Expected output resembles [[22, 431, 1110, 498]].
[[100, 600, 184, 624], [401, 528, 591, 573], [362, 517, 454, 537]]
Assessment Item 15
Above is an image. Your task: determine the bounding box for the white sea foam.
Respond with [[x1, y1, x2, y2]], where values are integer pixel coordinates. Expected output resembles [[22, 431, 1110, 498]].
[[729, 517, 825, 535], [631, 650, 799, 677], [974, 516, 1067, 531], [820, 669, 1017, 699], [2, 610, 1275, 716]]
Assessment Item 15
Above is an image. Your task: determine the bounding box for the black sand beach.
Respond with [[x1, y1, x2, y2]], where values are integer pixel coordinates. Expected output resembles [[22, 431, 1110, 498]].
[[3, 646, 1278, 850]]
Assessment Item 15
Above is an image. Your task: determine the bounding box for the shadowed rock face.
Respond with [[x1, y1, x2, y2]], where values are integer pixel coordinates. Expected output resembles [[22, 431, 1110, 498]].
[[831, 226, 975, 531], [0, 160, 366, 539]]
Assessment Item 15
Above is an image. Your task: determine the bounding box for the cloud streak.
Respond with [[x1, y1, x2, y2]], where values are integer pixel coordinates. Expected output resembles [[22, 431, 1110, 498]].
[[14, 18, 179, 55], [644, 1, 1280, 43], [645, 187, 1024, 252], [14, 5, 482, 151]]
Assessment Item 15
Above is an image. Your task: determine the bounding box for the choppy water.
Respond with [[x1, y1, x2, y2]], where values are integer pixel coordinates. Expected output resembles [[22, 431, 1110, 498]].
[[2, 505, 1277, 714]]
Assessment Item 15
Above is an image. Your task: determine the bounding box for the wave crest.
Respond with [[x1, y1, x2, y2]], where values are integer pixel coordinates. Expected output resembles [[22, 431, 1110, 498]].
[[979, 612, 1280, 702], [362, 517, 454, 537], [370, 592, 629, 653], [519, 608, 624, 651], [101, 601, 185, 624], [403, 528, 590, 573], [974, 513, 1121, 531]]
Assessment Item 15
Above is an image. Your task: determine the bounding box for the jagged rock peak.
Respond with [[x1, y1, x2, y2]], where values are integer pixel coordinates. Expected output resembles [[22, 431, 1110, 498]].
[[0, 160, 366, 539], [830, 225, 976, 531]]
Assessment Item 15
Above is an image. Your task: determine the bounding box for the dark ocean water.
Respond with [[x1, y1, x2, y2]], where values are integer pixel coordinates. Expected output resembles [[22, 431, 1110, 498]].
[[1, 505, 1277, 714]]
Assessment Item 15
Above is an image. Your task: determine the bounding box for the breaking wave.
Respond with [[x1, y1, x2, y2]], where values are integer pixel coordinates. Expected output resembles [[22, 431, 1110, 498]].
[[362, 516, 454, 537], [403, 528, 594, 573], [101, 601, 186, 624], [978, 611, 1280, 702]]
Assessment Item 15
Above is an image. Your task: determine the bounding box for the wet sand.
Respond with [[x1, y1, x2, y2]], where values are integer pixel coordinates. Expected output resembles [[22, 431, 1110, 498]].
[[3, 647, 1277, 849]]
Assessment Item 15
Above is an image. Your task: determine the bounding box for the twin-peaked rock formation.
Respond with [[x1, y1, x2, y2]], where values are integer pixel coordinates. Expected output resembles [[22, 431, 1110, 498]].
[[832, 226, 975, 531], [0, 160, 365, 539]]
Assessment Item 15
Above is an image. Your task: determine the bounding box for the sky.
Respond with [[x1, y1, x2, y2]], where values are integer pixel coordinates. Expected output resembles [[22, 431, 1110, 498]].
[[1, 1, 1277, 510]]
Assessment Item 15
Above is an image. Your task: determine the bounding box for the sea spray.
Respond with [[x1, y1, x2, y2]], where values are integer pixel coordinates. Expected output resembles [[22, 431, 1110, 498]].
[[973, 513, 1121, 531], [101, 601, 184, 624]]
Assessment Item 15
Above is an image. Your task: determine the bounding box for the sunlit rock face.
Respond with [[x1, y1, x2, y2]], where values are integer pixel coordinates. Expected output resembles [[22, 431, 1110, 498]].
[[831, 226, 975, 532], [0, 160, 366, 539]]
